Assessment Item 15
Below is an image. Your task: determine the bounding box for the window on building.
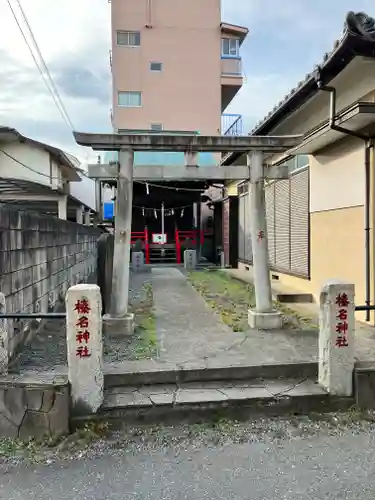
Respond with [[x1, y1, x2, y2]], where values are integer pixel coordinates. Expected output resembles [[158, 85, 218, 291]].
[[279, 155, 309, 174], [118, 91, 142, 107], [221, 38, 239, 57], [295, 154, 309, 170], [117, 31, 140, 46], [150, 62, 163, 71], [150, 123, 163, 131], [287, 155, 309, 173]]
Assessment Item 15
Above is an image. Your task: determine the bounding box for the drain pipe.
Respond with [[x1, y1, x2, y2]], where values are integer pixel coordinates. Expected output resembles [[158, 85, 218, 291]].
[[315, 74, 374, 321], [146, 0, 153, 28]]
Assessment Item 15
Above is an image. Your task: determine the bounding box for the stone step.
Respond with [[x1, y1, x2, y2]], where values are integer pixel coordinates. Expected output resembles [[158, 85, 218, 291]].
[[273, 292, 314, 304], [77, 379, 352, 425], [104, 360, 319, 388]]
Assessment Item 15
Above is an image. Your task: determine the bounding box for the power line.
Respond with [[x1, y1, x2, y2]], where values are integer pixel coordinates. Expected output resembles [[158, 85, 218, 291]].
[[1, 149, 218, 194], [0, 149, 61, 179], [14, 0, 74, 130], [6, 0, 74, 131]]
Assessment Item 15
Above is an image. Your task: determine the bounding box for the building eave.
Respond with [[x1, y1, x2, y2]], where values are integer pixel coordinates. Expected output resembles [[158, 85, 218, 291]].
[[288, 101, 375, 155], [220, 22, 249, 45], [0, 126, 81, 181], [222, 11, 375, 166]]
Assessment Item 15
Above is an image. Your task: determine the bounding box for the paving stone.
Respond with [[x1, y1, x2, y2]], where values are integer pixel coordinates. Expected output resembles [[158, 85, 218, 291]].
[[104, 391, 153, 408], [179, 380, 264, 391], [107, 386, 139, 395], [148, 393, 175, 405], [287, 380, 327, 396], [220, 386, 270, 400], [175, 388, 227, 404], [138, 384, 176, 395]]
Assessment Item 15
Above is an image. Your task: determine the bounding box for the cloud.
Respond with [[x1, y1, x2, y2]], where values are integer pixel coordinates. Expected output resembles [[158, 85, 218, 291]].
[[0, 0, 111, 160], [223, 0, 375, 131], [225, 74, 303, 133], [0, 0, 374, 160], [50, 52, 110, 103]]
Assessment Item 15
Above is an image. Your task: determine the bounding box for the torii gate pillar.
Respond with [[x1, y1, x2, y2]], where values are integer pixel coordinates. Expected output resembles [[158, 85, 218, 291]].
[[103, 149, 135, 336], [73, 131, 302, 334], [247, 151, 283, 330]]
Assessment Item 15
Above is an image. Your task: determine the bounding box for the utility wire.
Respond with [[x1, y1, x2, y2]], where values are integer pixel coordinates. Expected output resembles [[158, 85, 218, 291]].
[[14, 0, 74, 130], [1, 147, 218, 197], [0, 149, 61, 179], [1, 149, 218, 194], [6, 0, 74, 131]]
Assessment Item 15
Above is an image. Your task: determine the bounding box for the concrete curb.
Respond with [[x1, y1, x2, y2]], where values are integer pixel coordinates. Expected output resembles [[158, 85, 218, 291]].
[[74, 392, 353, 428], [104, 361, 319, 388]]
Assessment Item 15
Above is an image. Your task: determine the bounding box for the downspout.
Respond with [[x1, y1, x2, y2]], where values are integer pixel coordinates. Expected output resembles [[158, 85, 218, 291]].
[[146, 0, 153, 28], [315, 72, 373, 320]]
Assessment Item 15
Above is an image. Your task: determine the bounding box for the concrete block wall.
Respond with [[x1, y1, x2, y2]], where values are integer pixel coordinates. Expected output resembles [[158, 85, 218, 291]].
[[0, 205, 101, 358]]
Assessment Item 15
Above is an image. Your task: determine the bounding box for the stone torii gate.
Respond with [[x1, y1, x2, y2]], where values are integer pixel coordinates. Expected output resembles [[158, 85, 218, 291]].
[[74, 132, 302, 334]]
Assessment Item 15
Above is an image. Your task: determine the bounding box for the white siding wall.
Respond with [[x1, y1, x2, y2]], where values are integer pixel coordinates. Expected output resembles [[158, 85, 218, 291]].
[[69, 171, 97, 211], [0, 142, 63, 190]]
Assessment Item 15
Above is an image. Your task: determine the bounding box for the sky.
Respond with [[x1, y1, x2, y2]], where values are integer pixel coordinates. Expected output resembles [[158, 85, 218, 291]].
[[0, 0, 374, 163]]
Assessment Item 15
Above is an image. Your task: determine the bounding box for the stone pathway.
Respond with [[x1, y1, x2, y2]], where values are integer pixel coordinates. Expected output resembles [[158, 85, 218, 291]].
[[150, 267, 318, 367], [10, 266, 375, 375], [152, 267, 241, 363]]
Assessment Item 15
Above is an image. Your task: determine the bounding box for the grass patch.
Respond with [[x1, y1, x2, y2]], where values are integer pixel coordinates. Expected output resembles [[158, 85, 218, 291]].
[[0, 421, 110, 461], [187, 270, 318, 331], [131, 282, 158, 359], [187, 270, 254, 332], [273, 301, 319, 330]]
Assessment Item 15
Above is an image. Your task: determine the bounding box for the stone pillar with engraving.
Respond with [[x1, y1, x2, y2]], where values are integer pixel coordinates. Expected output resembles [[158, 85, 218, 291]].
[[318, 280, 355, 396]]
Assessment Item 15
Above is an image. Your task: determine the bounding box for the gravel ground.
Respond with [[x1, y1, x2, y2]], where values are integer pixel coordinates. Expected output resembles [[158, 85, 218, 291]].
[[10, 273, 154, 373], [1, 411, 375, 499], [0, 409, 373, 467]]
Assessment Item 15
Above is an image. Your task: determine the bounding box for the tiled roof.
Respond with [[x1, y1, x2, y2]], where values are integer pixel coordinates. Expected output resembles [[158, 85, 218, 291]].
[[222, 11, 375, 165], [251, 11, 375, 135]]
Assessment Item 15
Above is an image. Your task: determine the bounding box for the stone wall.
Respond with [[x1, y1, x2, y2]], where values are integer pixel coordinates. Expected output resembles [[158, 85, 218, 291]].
[[0, 374, 69, 441], [355, 363, 375, 409], [0, 205, 101, 358]]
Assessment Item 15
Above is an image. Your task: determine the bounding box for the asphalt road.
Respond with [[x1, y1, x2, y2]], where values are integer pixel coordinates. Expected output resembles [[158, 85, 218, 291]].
[[1, 424, 375, 500]]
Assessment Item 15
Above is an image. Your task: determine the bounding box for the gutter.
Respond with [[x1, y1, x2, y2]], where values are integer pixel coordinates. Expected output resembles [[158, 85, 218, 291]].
[[314, 66, 375, 322]]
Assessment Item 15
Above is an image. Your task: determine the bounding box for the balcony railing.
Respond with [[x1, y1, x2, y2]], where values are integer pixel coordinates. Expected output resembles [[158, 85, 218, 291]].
[[222, 114, 243, 136], [221, 57, 242, 77]]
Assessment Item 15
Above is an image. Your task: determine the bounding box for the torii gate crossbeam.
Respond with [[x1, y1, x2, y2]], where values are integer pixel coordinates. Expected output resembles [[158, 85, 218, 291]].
[[74, 132, 302, 334]]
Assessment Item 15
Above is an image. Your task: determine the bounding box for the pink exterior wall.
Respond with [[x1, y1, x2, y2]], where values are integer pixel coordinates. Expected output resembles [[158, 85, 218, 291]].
[[111, 0, 222, 135]]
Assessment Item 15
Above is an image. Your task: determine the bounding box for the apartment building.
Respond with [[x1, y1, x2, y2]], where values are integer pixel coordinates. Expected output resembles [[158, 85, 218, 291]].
[[107, 0, 248, 262]]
